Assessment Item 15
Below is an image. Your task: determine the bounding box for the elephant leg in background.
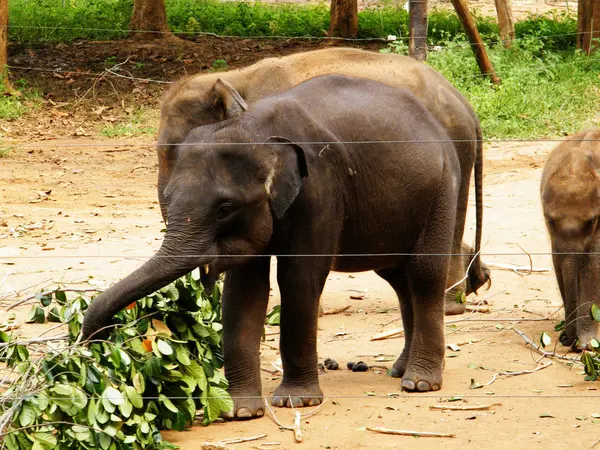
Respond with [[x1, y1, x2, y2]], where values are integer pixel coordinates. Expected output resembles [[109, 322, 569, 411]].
[[375, 268, 414, 379], [221, 257, 272, 419], [400, 173, 458, 392], [272, 256, 331, 408]]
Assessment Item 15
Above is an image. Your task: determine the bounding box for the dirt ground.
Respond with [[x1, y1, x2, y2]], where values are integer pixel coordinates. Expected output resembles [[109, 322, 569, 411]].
[[2, 34, 600, 450]]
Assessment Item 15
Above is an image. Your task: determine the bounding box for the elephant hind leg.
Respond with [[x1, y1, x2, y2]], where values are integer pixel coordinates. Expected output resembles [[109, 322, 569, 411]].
[[376, 268, 413, 379]]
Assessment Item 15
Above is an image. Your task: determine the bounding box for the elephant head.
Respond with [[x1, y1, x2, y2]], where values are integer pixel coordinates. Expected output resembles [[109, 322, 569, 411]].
[[157, 78, 249, 223], [81, 130, 309, 341], [541, 133, 600, 350]]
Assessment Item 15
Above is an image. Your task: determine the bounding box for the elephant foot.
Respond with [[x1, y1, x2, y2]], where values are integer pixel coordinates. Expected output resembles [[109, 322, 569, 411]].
[[221, 396, 265, 421], [272, 382, 324, 408], [444, 299, 466, 316], [400, 366, 443, 392], [390, 353, 409, 378], [559, 328, 577, 348]]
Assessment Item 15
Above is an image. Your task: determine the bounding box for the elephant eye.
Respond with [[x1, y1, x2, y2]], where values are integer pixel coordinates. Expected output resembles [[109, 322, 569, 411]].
[[546, 217, 555, 227], [585, 217, 597, 230], [216, 201, 238, 220]]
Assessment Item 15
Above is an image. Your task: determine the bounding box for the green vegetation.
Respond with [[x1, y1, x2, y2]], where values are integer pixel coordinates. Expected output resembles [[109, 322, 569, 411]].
[[101, 107, 157, 138], [386, 37, 600, 138], [0, 271, 231, 449], [8, 0, 577, 47]]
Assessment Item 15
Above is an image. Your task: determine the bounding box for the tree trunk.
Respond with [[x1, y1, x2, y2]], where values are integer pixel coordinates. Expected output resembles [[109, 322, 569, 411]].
[[409, 0, 429, 61], [328, 0, 358, 38], [0, 0, 11, 90], [450, 0, 501, 85], [494, 0, 515, 48], [577, 0, 600, 54], [129, 0, 172, 40]]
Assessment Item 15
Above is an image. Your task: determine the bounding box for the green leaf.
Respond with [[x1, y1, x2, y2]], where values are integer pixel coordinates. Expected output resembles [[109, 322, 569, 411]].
[[19, 403, 36, 427], [469, 378, 483, 390], [159, 394, 179, 413], [591, 304, 600, 322], [206, 386, 233, 422], [103, 424, 117, 437], [454, 289, 467, 304], [47, 306, 61, 323], [26, 305, 46, 324], [554, 320, 565, 331], [33, 433, 57, 450], [98, 433, 112, 450], [157, 339, 173, 356], [55, 290, 68, 305], [176, 346, 191, 366], [119, 399, 133, 418], [104, 386, 124, 406], [125, 385, 143, 409], [133, 372, 146, 394]]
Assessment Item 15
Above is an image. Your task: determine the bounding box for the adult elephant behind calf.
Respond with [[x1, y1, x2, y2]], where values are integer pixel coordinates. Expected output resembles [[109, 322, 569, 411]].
[[157, 47, 491, 315], [541, 129, 600, 351], [82, 74, 463, 419]]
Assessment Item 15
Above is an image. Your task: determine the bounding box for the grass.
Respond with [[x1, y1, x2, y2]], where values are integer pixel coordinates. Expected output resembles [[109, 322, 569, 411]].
[[386, 37, 600, 139], [101, 107, 157, 138], [7, 0, 577, 48], [0, 79, 41, 121]]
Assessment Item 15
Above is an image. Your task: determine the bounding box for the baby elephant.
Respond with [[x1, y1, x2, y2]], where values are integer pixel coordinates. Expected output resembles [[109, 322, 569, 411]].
[[81, 74, 469, 419], [541, 129, 600, 350]]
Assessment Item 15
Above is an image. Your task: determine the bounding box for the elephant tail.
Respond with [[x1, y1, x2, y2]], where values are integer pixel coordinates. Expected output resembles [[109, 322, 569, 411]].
[[470, 121, 487, 293]]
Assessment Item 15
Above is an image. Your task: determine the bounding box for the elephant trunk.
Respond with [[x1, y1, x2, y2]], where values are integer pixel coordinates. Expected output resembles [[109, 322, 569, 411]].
[[560, 254, 580, 346], [81, 236, 211, 341]]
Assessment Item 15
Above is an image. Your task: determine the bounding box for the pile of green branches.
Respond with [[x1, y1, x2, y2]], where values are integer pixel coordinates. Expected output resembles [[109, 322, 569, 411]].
[[0, 269, 231, 450]]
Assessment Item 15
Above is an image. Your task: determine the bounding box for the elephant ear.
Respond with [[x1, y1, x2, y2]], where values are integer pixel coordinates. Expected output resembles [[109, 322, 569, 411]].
[[265, 136, 309, 219], [209, 78, 248, 119]]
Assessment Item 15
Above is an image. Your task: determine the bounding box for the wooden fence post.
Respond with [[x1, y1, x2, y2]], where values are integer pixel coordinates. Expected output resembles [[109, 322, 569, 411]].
[[328, 0, 359, 38], [450, 0, 501, 85], [577, 0, 600, 54], [0, 0, 10, 90], [409, 0, 428, 61], [494, 0, 515, 48]]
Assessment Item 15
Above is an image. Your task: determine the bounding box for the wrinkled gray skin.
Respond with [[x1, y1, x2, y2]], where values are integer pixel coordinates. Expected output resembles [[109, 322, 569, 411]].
[[156, 47, 491, 314], [541, 129, 600, 351], [81, 75, 466, 419]]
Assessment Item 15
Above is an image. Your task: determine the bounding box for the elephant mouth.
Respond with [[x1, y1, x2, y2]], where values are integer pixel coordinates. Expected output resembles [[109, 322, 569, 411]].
[[200, 263, 219, 294]]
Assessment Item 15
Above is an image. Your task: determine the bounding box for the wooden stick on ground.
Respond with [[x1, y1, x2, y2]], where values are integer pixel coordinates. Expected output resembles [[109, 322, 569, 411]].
[[366, 426, 455, 438], [430, 403, 502, 411], [322, 305, 351, 315], [263, 398, 327, 443], [371, 328, 404, 341]]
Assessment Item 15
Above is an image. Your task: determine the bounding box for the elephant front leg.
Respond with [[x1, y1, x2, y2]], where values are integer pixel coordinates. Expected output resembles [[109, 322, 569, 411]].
[[272, 257, 329, 408], [221, 257, 271, 420]]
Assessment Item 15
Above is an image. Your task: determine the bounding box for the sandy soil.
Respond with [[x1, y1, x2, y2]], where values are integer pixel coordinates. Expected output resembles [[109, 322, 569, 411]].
[[2, 135, 599, 449]]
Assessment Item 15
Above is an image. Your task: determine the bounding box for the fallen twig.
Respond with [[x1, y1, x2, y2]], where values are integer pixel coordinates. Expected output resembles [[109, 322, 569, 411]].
[[322, 305, 351, 315], [366, 426, 455, 438], [371, 328, 404, 341], [429, 403, 502, 411], [221, 434, 267, 445], [263, 398, 327, 443], [261, 342, 279, 351], [513, 327, 580, 363], [484, 361, 553, 385]]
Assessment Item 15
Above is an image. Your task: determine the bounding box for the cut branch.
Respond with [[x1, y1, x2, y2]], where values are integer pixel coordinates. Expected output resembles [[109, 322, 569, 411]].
[[366, 426, 455, 438], [513, 327, 580, 363]]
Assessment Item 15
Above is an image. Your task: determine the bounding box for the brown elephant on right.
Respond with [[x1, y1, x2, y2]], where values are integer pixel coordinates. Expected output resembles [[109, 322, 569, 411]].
[[156, 47, 491, 315], [541, 129, 600, 350]]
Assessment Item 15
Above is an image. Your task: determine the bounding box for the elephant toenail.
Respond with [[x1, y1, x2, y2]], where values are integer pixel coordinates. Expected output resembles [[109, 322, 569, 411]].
[[432, 384, 440, 391], [256, 408, 264, 417], [390, 368, 402, 378], [287, 397, 303, 408], [308, 398, 321, 406], [401, 380, 416, 391], [236, 407, 252, 419], [221, 409, 234, 420], [417, 381, 431, 391], [272, 397, 285, 407]]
